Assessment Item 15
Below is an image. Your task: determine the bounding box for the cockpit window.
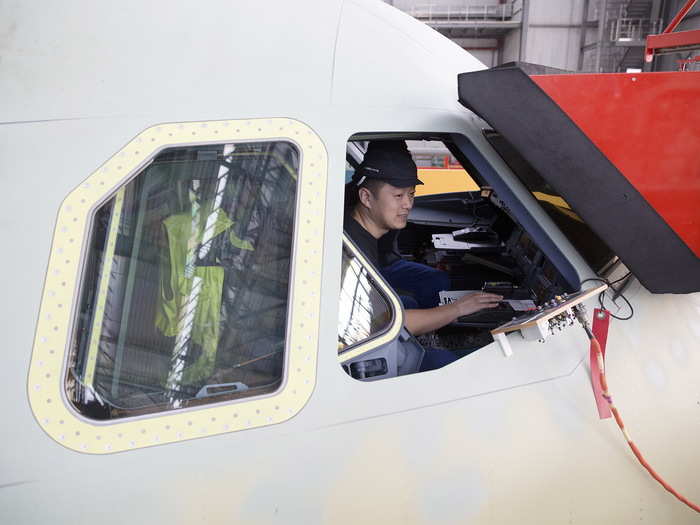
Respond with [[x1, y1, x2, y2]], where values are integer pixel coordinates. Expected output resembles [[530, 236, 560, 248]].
[[483, 129, 615, 272], [67, 141, 299, 420], [338, 243, 393, 353]]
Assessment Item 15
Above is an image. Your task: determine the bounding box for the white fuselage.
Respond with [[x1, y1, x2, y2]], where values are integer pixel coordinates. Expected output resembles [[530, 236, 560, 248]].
[[1, 1, 699, 523]]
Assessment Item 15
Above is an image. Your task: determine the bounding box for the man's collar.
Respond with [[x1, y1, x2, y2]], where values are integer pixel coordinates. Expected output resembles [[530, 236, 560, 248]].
[[351, 207, 388, 240]]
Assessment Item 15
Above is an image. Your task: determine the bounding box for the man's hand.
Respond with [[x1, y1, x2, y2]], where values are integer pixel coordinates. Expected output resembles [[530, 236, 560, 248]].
[[404, 292, 504, 336], [451, 292, 503, 317]]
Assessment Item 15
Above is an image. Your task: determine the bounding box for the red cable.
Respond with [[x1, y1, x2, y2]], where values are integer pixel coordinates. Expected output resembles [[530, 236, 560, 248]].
[[591, 337, 700, 513]]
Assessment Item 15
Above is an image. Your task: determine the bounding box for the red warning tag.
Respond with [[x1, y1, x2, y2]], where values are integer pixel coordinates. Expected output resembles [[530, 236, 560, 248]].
[[590, 308, 611, 419]]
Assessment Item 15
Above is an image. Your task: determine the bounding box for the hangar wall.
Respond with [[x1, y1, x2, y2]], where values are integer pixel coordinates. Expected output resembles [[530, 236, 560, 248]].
[[503, 0, 585, 70], [389, 0, 699, 72]]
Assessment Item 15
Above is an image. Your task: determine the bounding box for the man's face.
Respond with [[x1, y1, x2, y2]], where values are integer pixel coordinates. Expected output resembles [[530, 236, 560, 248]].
[[368, 182, 415, 231]]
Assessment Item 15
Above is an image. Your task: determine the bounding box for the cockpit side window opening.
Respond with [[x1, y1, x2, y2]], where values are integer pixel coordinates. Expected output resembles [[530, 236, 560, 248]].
[[339, 133, 584, 381], [66, 141, 299, 420]]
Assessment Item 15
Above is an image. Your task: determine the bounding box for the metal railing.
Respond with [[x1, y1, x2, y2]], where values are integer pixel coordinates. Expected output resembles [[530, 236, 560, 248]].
[[592, 0, 651, 22], [610, 18, 663, 42], [407, 2, 515, 22]]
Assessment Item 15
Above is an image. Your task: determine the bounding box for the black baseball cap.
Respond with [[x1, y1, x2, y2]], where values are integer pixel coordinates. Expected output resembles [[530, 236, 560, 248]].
[[352, 140, 423, 188]]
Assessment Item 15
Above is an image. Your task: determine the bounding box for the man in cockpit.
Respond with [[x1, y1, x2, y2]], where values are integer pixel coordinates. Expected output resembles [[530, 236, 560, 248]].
[[344, 140, 501, 368]]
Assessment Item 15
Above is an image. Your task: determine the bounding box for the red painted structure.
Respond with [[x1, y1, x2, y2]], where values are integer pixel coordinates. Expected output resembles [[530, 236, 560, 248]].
[[532, 72, 700, 258], [645, 0, 700, 62]]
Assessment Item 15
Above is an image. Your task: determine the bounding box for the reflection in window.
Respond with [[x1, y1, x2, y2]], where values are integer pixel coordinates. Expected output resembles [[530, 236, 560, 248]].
[[482, 129, 614, 272], [67, 141, 299, 419], [338, 244, 392, 353]]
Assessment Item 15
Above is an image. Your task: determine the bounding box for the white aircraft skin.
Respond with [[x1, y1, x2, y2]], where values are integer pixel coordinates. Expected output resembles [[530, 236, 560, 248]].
[[1, 1, 699, 523]]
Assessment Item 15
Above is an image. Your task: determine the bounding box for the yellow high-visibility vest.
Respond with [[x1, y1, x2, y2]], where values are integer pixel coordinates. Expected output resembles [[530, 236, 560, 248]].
[[155, 201, 233, 385]]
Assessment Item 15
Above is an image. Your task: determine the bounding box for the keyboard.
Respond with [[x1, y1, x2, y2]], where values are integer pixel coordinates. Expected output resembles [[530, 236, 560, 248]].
[[454, 302, 525, 328]]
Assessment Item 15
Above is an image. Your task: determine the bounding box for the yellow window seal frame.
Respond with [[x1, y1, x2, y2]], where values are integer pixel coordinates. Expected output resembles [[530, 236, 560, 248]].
[[28, 118, 327, 454]]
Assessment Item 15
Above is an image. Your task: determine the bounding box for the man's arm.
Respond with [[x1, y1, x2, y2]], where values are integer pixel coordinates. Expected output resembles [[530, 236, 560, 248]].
[[404, 292, 502, 336]]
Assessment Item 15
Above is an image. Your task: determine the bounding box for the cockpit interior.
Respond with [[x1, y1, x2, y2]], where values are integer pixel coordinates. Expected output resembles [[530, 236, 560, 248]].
[[339, 132, 614, 379]]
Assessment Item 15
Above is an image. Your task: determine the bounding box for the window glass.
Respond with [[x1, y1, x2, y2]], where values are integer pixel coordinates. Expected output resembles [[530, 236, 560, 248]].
[[345, 160, 355, 184], [337, 243, 393, 353], [483, 129, 615, 272], [67, 141, 299, 420]]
